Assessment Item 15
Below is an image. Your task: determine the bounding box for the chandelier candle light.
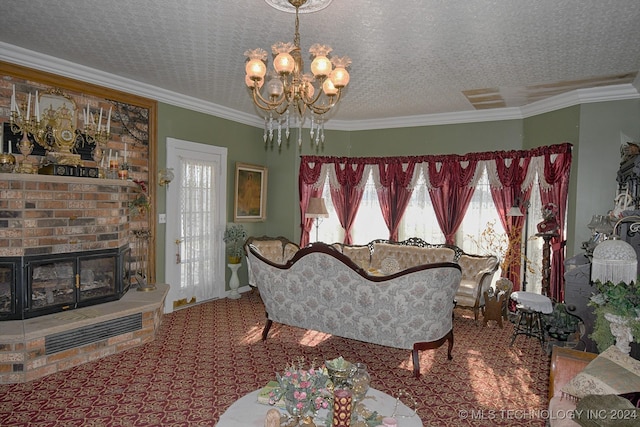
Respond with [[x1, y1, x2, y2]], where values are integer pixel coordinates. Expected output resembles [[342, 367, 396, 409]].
[[244, 0, 351, 147]]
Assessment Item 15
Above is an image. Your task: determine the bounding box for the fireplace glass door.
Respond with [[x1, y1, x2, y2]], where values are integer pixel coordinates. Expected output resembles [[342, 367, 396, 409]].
[[30, 259, 76, 311], [79, 254, 117, 302], [0, 259, 20, 318]]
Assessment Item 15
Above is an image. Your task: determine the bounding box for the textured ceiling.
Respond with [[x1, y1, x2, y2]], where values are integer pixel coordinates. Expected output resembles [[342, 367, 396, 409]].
[[0, 0, 639, 128]]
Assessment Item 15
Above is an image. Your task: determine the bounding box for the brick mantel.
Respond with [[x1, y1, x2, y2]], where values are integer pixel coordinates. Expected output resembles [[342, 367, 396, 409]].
[[0, 174, 135, 257]]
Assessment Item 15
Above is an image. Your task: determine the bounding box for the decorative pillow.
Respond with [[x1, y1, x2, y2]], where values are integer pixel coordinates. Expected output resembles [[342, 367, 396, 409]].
[[381, 257, 400, 275], [562, 345, 640, 400], [574, 394, 639, 427]]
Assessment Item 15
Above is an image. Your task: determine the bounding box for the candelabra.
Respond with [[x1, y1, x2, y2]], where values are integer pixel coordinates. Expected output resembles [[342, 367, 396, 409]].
[[14, 133, 34, 174], [9, 87, 111, 166]]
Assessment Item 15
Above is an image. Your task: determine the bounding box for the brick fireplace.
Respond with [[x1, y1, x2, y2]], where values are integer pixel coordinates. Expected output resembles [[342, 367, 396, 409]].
[[0, 173, 166, 384], [0, 173, 133, 320]]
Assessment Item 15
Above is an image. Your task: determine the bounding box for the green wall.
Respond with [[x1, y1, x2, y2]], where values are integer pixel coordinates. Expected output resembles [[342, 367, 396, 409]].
[[572, 99, 640, 256], [523, 106, 581, 259], [154, 99, 640, 289]]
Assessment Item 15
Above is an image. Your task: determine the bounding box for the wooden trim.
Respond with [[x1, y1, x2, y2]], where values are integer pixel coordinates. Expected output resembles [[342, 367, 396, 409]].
[[548, 346, 597, 400]]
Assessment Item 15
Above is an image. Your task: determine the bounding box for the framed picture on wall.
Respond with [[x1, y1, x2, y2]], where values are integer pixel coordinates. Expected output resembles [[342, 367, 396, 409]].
[[234, 162, 268, 222]]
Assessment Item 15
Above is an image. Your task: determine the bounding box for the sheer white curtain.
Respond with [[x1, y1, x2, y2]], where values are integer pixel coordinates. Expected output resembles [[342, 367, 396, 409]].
[[317, 180, 344, 244], [350, 174, 387, 244], [180, 158, 216, 302], [399, 170, 445, 243]]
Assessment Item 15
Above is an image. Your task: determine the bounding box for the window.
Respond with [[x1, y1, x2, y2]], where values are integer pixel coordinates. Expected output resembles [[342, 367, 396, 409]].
[[315, 168, 544, 292]]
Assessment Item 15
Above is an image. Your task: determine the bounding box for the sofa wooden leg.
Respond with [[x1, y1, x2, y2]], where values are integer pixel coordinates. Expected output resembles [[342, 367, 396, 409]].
[[262, 319, 273, 341], [412, 329, 454, 378], [446, 330, 454, 360], [412, 348, 420, 378]]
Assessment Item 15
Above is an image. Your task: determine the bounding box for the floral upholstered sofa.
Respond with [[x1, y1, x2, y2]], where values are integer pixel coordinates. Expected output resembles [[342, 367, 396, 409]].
[[245, 238, 463, 377], [331, 238, 500, 323]]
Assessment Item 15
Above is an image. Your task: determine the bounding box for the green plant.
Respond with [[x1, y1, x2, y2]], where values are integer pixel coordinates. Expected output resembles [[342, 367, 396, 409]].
[[588, 279, 640, 351], [222, 224, 247, 258]]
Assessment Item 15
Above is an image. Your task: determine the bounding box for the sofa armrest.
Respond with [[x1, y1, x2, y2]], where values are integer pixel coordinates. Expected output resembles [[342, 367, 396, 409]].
[[549, 346, 597, 400]]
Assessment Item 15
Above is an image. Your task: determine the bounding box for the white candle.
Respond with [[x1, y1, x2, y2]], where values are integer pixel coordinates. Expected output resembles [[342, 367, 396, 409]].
[[26, 93, 31, 119], [86, 104, 90, 126], [106, 107, 112, 133], [35, 91, 40, 121], [101, 157, 105, 168], [124, 143, 127, 163], [8, 141, 11, 154], [108, 149, 113, 164], [98, 108, 103, 132], [83, 108, 87, 126]]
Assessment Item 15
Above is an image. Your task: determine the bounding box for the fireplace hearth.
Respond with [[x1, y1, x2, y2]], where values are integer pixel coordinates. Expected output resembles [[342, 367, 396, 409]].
[[1, 246, 131, 320]]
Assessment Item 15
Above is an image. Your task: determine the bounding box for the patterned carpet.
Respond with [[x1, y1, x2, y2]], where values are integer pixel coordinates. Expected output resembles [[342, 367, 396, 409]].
[[0, 292, 550, 426]]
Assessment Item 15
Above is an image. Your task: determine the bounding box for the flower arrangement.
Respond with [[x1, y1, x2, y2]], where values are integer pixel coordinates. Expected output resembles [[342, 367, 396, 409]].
[[223, 223, 247, 261], [269, 359, 331, 418], [588, 279, 640, 351], [128, 179, 150, 217], [469, 219, 536, 276]]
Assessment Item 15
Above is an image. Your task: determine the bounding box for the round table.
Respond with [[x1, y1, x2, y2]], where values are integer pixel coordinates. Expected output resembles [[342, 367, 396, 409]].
[[216, 387, 423, 426]]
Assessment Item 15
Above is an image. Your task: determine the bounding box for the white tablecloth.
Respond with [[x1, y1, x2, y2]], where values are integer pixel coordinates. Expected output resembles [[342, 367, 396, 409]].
[[511, 291, 553, 314], [216, 387, 423, 427]]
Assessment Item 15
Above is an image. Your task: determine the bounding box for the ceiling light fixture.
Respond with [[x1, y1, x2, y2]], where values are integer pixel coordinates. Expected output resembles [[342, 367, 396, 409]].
[[244, 0, 351, 147]]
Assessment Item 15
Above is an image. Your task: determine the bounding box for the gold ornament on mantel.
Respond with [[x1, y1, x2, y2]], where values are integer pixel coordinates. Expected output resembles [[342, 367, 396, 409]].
[[15, 132, 35, 174], [9, 86, 112, 166]]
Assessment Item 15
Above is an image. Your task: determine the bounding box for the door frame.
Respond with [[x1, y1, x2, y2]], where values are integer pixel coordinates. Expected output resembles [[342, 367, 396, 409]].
[[164, 137, 227, 313]]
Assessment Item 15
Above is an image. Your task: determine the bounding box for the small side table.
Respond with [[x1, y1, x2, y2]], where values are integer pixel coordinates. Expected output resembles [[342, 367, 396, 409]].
[[509, 291, 553, 348], [227, 263, 241, 299]]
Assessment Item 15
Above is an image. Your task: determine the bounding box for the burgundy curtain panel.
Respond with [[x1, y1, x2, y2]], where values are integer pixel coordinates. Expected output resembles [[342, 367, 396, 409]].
[[427, 158, 479, 244], [538, 150, 572, 301], [489, 156, 533, 291], [329, 162, 367, 244], [375, 158, 417, 241], [299, 157, 326, 247]]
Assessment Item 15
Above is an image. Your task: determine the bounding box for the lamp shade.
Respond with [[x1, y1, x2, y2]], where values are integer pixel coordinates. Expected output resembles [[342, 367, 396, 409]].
[[305, 197, 329, 218], [591, 238, 638, 284], [507, 206, 523, 217]]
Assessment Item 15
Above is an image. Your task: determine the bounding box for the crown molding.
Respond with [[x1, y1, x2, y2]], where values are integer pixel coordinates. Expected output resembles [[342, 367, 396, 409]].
[[2, 42, 638, 132], [0, 42, 262, 128]]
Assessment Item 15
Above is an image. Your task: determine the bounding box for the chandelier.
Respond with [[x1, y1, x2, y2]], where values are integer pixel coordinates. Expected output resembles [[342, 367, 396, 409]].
[[244, 0, 351, 147]]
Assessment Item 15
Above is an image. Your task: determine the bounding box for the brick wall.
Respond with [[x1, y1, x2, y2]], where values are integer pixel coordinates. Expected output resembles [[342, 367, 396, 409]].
[[0, 174, 133, 257]]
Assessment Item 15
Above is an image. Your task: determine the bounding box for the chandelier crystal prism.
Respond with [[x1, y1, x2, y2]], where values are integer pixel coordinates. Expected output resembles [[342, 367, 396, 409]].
[[244, 0, 351, 147]]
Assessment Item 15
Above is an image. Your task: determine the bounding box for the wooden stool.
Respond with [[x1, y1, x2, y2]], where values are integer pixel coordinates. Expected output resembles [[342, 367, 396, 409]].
[[509, 291, 553, 348]]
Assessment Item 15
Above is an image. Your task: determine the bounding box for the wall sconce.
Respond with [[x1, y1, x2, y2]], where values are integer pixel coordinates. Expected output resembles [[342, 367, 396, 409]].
[[158, 168, 174, 187]]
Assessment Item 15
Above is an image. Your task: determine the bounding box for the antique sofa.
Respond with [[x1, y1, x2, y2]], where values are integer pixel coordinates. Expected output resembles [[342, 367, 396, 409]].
[[245, 236, 499, 323], [330, 238, 499, 323], [245, 239, 462, 377]]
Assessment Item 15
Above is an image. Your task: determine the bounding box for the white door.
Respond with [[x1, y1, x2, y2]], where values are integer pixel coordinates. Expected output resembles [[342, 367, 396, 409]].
[[164, 138, 227, 313]]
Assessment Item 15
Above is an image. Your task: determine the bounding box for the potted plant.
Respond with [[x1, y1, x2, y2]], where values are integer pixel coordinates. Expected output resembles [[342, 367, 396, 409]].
[[589, 279, 640, 353], [223, 223, 247, 264]]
